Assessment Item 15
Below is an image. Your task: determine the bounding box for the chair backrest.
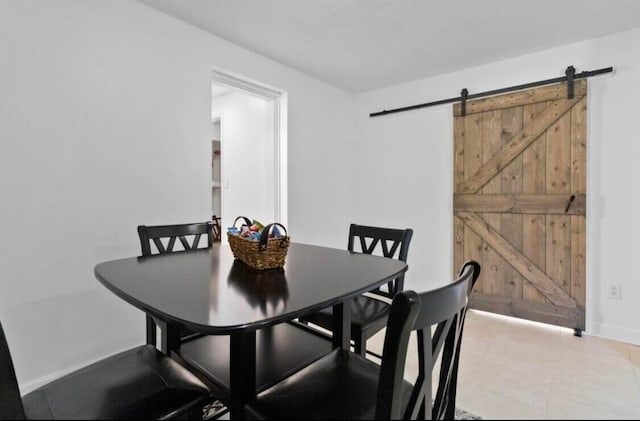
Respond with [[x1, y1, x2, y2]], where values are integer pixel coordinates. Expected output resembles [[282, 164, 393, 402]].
[[373, 261, 480, 420], [405, 260, 481, 420], [347, 223, 413, 298], [0, 323, 26, 420], [137, 222, 214, 256]]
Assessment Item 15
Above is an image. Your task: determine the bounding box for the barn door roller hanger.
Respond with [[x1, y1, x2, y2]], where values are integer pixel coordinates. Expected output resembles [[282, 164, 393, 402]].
[[370, 65, 613, 118]]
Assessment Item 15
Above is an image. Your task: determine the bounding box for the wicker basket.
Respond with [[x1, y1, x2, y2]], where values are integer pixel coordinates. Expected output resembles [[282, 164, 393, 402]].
[[227, 216, 290, 270]]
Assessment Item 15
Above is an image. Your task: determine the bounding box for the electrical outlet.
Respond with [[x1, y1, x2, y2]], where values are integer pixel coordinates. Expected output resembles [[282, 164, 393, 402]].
[[607, 284, 622, 299]]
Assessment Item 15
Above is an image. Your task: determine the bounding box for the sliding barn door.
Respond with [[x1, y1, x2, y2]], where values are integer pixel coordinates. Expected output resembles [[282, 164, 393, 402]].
[[453, 80, 586, 331]]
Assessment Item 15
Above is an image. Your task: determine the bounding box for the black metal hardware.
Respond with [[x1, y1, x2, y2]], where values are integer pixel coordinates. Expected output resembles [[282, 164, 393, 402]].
[[574, 328, 582, 337], [564, 194, 576, 213], [566, 65, 576, 99], [370, 66, 613, 117], [460, 88, 469, 116]]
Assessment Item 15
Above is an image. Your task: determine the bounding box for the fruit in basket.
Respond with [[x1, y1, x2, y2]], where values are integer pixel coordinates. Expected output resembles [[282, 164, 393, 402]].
[[251, 220, 264, 232], [269, 225, 282, 238]]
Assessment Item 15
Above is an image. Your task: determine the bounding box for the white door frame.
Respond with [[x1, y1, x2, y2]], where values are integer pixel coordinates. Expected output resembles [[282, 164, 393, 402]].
[[211, 69, 288, 227]]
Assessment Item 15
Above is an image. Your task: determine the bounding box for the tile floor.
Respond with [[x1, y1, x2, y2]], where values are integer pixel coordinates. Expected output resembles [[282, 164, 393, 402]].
[[367, 309, 640, 419]]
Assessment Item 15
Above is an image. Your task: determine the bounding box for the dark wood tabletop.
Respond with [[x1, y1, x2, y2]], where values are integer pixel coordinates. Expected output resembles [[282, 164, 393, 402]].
[[94, 242, 408, 419], [94, 242, 408, 335]]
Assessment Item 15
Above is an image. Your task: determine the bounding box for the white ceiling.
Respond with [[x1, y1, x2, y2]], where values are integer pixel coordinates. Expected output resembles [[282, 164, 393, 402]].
[[138, 0, 640, 92]]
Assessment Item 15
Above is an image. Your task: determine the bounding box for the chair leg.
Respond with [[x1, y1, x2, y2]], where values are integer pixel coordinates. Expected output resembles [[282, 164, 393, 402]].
[[146, 314, 156, 346], [354, 332, 367, 358]]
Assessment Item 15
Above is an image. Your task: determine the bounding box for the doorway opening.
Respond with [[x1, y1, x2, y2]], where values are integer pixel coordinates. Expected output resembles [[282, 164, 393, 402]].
[[211, 71, 287, 238]]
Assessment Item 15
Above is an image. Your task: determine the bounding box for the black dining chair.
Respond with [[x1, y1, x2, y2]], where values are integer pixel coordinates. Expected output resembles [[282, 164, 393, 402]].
[[299, 223, 413, 357], [244, 260, 481, 420], [0, 321, 210, 420], [137, 221, 214, 346]]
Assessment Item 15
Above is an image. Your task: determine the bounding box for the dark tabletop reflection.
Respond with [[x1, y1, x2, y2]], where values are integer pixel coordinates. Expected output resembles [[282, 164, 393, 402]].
[[227, 260, 289, 316], [95, 243, 407, 333]]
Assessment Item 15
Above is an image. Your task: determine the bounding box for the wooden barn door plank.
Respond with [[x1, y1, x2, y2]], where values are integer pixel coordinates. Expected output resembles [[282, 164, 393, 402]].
[[462, 113, 485, 291], [480, 110, 503, 295], [453, 116, 466, 277], [522, 102, 549, 304], [546, 110, 572, 296], [571, 96, 587, 308], [500, 107, 524, 299]]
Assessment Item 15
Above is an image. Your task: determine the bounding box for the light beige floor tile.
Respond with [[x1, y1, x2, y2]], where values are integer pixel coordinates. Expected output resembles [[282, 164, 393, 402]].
[[629, 344, 640, 386], [545, 376, 640, 419], [464, 310, 508, 338], [627, 343, 640, 365], [366, 328, 386, 355], [453, 311, 639, 419], [458, 348, 553, 419], [544, 336, 634, 380], [546, 344, 639, 416], [458, 379, 549, 419], [559, 330, 631, 358], [404, 350, 419, 383]]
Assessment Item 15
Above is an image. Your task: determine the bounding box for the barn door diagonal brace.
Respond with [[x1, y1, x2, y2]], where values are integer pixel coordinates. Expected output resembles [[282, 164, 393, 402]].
[[369, 65, 613, 117]]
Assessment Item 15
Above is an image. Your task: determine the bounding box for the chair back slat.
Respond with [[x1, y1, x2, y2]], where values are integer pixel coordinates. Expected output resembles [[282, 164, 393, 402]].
[[190, 233, 203, 249], [153, 237, 168, 253], [374, 290, 420, 420], [405, 329, 432, 420], [0, 323, 26, 420], [348, 224, 413, 298]]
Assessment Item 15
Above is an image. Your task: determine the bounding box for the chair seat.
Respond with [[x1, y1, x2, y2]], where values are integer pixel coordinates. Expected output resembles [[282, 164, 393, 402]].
[[302, 295, 391, 334], [245, 348, 412, 420], [178, 322, 333, 399], [22, 345, 210, 420]]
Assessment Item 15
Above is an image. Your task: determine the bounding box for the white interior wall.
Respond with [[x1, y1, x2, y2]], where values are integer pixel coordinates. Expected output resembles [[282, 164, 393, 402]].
[[0, 0, 356, 390], [212, 121, 221, 140], [213, 91, 275, 229], [355, 27, 640, 345]]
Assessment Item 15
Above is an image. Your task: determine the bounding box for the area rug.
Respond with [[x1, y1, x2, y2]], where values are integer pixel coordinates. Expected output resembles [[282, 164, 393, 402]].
[[203, 400, 482, 420], [456, 406, 482, 420]]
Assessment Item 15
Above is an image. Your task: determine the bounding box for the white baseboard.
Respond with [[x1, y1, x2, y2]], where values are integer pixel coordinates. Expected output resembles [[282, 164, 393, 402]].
[[586, 321, 640, 346]]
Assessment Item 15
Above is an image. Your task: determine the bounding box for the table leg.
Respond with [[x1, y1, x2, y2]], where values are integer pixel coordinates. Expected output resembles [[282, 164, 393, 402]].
[[229, 330, 256, 420], [156, 319, 180, 356], [332, 299, 352, 350]]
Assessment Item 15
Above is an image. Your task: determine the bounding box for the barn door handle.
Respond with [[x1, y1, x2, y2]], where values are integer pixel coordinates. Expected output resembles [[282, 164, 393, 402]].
[[564, 194, 576, 213]]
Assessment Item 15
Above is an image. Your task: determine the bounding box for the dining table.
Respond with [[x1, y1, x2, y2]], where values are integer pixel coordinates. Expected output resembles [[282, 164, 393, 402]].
[[94, 241, 408, 419]]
